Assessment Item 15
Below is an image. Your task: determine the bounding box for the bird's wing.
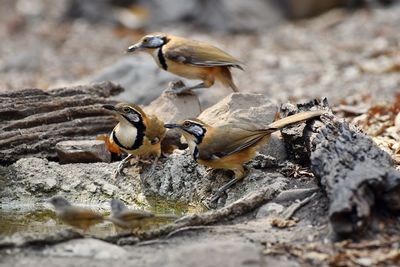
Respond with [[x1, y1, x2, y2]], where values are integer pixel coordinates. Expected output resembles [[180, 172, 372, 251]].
[[145, 114, 166, 145], [116, 210, 155, 221], [64, 207, 103, 221], [198, 126, 269, 160], [164, 39, 243, 70]]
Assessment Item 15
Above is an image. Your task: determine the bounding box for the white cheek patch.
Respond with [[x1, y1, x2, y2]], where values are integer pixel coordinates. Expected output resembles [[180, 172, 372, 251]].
[[148, 38, 164, 48], [190, 125, 204, 136], [126, 113, 140, 123]]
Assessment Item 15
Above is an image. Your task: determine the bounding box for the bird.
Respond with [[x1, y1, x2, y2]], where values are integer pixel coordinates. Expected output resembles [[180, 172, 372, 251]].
[[126, 32, 243, 94], [164, 110, 325, 202], [49, 196, 104, 233], [107, 199, 177, 232], [103, 103, 166, 176]]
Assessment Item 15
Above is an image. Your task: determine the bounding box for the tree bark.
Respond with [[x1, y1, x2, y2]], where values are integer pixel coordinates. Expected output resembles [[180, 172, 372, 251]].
[[0, 82, 122, 165], [280, 98, 400, 237]]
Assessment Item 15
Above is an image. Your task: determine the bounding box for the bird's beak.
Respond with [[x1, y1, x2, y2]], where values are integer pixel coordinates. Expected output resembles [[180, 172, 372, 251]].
[[126, 43, 142, 53], [164, 123, 181, 129], [103, 104, 117, 111]]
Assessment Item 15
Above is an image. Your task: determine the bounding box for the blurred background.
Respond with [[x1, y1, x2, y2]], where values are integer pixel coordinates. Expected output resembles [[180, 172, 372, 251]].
[[0, 0, 399, 107]]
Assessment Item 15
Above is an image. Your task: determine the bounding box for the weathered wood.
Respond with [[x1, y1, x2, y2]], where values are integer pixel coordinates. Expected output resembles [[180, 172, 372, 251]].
[[0, 82, 123, 165], [280, 99, 400, 237]]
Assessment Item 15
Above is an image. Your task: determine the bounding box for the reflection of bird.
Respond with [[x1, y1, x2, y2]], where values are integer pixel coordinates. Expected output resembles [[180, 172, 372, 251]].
[[165, 110, 325, 202], [107, 199, 177, 231], [127, 32, 243, 94], [103, 103, 166, 175], [49, 196, 104, 233]]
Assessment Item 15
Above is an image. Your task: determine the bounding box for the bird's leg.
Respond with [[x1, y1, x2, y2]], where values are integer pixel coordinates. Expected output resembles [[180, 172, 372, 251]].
[[167, 79, 214, 94], [210, 167, 245, 203], [114, 154, 134, 178]]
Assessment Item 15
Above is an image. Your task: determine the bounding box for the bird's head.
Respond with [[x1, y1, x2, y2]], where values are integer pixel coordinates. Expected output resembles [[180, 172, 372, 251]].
[[49, 196, 71, 210], [165, 119, 208, 145], [110, 199, 127, 215], [126, 32, 169, 53], [103, 103, 145, 127]]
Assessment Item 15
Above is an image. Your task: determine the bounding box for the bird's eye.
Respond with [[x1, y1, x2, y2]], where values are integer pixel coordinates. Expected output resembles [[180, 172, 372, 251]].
[[183, 121, 191, 128], [143, 38, 148, 43], [122, 107, 130, 113]]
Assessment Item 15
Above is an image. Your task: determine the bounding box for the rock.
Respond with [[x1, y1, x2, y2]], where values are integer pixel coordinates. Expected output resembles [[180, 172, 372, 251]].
[[43, 238, 127, 259], [144, 91, 201, 153], [143, 149, 288, 205], [1, 158, 140, 205], [198, 93, 287, 161], [256, 202, 285, 218], [0, 230, 82, 249], [198, 93, 279, 127], [89, 56, 175, 105], [154, 239, 261, 267], [144, 91, 201, 123], [55, 140, 111, 164]]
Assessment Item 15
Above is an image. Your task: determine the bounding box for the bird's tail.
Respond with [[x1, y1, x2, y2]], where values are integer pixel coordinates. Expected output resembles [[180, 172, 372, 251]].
[[265, 110, 325, 131], [218, 67, 239, 92]]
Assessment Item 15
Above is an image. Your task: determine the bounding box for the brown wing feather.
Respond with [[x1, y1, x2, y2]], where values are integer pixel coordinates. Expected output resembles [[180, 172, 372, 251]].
[[198, 126, 271, 160], [116, 209, 155, 221], [63, 207, 103, 220], [164, 38, 243, 70], [145, 114, 166, 144]]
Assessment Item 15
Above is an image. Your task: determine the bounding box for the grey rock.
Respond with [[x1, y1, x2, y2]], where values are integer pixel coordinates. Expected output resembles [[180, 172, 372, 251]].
[[144, 91, 201, 123], [256, 202, 285, 218], [198, 93, 279, 127], [0, 230, 82, 249], [155, 240, 261, 267], [1, 158, 140, 206], [43, 238, 127, 259], [55, 140, 111, 164], [89, 55, 175, 105]]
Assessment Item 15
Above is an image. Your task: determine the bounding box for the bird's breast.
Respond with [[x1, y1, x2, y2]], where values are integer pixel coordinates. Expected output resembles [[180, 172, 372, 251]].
[[113, 123, 138, 150]]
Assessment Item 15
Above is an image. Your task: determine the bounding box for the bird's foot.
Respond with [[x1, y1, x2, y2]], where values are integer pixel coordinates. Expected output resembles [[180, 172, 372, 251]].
[[165, 80, 193, 95], [209, 178, 240, 203], [113, 154, 134, 179]]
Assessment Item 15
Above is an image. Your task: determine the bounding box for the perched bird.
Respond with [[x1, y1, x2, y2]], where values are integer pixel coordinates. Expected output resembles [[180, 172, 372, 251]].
[[126, 32, 243, 94], [103, 103, 166, 175], [165, 110, 325, 202], [107, 199, 177, 231], [49, 196, 104, 233]]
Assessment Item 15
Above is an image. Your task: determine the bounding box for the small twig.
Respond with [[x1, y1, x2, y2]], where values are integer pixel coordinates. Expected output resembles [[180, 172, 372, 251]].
[[282, 192, 317, 220]]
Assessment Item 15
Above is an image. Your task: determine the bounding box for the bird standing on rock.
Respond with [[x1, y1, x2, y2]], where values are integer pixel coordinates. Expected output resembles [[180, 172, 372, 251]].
[[165, 110, 325, 203], [49, 196, 104, 233], [107, 199, 177, 232], [103, 103, 166, 176], [126, 32, 243, 94]]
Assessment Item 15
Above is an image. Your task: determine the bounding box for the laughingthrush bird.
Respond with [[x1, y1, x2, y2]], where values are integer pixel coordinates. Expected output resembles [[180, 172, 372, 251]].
[[165, 110, 325, 202], [107, 199, 177, 232], [49, 196, 104, 233], [126, 32, 243, 94], [103, 103, 166, 176]]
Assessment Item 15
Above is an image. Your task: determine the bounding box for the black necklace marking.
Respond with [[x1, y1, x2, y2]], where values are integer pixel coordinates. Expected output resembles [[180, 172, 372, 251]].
[[113, 114, 146, 151], [193, 146, 199, 161], [158, 47, 168, 71]]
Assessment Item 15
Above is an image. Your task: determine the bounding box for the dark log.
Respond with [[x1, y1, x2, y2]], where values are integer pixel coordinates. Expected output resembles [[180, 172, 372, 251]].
[[0, 82, 123, 165], [280, 99, 400, 237]]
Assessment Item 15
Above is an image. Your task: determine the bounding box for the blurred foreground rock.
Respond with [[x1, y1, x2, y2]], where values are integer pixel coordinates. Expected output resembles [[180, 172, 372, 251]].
[[55, 140, 111, 164]]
